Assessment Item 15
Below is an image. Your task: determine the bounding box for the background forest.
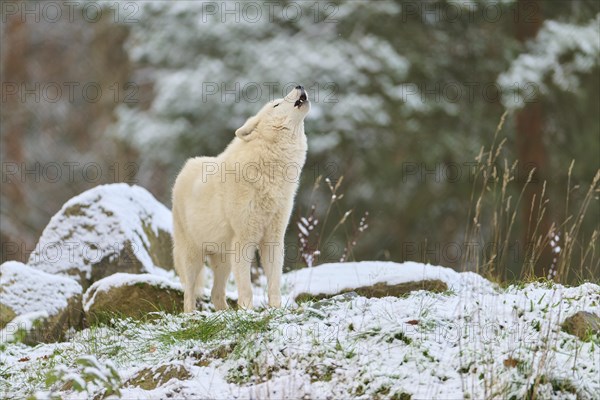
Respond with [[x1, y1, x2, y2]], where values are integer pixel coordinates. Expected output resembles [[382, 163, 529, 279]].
[[2, 0, 599, 283]]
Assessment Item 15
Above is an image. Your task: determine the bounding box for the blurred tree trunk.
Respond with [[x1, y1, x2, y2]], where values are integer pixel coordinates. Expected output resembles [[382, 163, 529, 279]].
[[515, 0, 551, 278], [1, 13, 30, 263], [0, 4, 134, 264]]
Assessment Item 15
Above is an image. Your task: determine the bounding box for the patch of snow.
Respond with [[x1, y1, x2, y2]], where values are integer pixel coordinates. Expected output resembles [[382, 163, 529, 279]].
[[0, 261, 82, 317], [283, 261, 496, 299]]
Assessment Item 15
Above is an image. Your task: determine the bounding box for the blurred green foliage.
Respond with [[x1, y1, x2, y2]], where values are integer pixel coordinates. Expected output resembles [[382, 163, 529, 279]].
[[2, 1, 598, 279]]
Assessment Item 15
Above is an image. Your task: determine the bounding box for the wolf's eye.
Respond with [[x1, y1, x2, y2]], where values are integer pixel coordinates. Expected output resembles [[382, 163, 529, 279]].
[[273, 103, 280, 108]]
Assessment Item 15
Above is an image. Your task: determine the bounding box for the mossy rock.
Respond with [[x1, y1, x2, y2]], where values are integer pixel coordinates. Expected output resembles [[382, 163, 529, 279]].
[[88, 240, 145, 288], [22, 295, 83, 344], [295, 279, 448, 302], [1, 261, 83, 344], [0, 303, 16, 329], [84, 273, 183, 324], [141, 221, 174, 275], [27, 184, 174, 290], [2, 295, 83, 345], [561, 311, 600, 341], [125, 364, 191, 390]]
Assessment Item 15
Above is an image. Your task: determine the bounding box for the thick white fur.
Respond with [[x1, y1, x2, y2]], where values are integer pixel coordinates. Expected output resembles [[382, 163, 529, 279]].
[[172, 87, 310, 311]]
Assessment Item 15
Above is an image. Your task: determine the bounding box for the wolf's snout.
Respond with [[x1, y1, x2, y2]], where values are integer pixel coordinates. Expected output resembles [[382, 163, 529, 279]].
[[294, 85, 308, 108]]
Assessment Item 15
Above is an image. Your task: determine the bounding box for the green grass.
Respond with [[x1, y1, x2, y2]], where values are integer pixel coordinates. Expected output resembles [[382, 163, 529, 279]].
[[392, 331, 413, 345], [1, 309, 282, 398], [158, 310, 274, 347], [158, 315, 227, 344]]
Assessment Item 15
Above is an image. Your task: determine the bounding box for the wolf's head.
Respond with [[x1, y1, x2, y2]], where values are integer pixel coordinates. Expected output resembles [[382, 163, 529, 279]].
[[235, 86, 310, 142]]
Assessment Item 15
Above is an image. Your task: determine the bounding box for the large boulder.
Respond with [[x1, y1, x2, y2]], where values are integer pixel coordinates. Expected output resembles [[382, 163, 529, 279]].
[[27, 183, 173, 290], [0, 261, 83, 343], [83, 273, 183, 323], [284, 261, 493, 302]]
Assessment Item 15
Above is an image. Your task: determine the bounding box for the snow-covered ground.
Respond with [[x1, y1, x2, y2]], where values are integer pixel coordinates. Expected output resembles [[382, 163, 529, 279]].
[[1, 262, 599, 399]]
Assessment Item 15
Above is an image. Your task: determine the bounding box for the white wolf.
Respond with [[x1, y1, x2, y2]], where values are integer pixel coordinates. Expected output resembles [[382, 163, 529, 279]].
[[172, 86, 310, 311]]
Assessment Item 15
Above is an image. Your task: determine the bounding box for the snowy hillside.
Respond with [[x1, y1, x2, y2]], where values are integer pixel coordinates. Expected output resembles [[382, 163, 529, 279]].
[[1, 261, 598, 400]]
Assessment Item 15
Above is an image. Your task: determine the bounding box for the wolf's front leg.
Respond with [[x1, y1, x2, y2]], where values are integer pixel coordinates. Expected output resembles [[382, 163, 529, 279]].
[[260, 226, 286, 308], [207, 254, 231, 311], [231, 238, 254, 309]]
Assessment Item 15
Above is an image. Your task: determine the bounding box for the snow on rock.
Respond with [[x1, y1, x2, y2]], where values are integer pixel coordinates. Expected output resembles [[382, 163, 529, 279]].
[[83, 273, 183, 322], [0, 261, 82, 316], [0, 261, 82, 343], [27, 183, 174, 290], [284, 261, 495, 301]]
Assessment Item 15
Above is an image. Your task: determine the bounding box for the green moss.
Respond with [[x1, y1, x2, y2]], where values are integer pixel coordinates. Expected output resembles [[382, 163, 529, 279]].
[[306, 364, 335, 382], [226, 362, 280, 385], [98, 206, 114, 217], [193, 342, 238, 366], [63, 203, 91, 217], [296, 279, 448, 303], [379, 386, 391, 394], [390, 392, 412, 400], [354, 384, 365, 396], [126, 364, 190, 390], [0, 303, 16, 329], [141, 221, 174, 270], [81, 224, 95, 232]]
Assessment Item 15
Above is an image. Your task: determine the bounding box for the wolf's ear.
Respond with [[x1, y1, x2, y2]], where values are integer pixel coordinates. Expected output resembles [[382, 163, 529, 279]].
[[235, 116, 259, 141]]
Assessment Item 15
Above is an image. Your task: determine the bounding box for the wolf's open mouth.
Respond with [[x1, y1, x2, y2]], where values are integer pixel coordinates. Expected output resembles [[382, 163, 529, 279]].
[[294, 92, 307, 108]]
